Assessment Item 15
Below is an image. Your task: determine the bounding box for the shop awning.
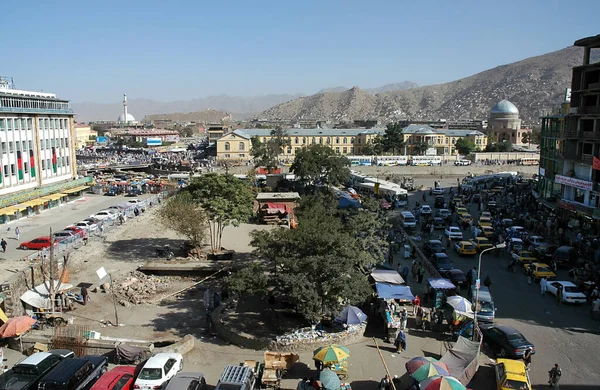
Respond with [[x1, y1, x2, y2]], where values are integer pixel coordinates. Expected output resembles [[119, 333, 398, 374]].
[[14, 198, 45, 209], [20, 281, 73, 309], [370, 269, 405, 285], [375, 283, 415, 301], [264, 203, 288, 213], [0, 206, 18, 215], [63, 185, 88, 194], [40, 193, 65, 201], [12, 204, 28, 211]]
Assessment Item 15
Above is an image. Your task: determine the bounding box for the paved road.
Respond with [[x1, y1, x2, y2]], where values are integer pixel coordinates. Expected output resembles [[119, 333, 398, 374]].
[[403, 188, 600, 389], [0, 193, 152, 276]]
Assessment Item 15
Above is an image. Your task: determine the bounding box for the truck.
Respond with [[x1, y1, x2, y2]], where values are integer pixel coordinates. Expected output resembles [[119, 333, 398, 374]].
[[214, 365, 257, 390], [0, 351, 73, 390]]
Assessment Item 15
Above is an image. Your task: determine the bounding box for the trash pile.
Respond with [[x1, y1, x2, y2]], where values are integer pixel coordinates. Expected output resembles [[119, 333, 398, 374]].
[[113, 271, 172, 306]]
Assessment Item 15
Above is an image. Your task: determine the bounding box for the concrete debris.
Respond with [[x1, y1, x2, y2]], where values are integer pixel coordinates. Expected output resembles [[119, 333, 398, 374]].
[[114, 271, 172, 305]]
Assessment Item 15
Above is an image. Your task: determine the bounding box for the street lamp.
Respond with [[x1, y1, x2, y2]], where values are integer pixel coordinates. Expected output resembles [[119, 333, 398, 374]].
[[473, 242, 506, 339]]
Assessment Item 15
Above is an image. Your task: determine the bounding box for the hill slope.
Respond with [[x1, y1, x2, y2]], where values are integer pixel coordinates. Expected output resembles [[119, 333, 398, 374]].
[[143, 109, 232, 123], [262, 46, 588, 124]]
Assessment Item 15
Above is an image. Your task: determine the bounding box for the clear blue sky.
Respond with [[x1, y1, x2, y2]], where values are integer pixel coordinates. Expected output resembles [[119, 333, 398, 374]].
[[2, 0, 598, 103]]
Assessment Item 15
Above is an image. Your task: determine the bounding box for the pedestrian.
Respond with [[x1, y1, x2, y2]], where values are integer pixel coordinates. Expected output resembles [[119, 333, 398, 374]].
[[0, 238, 6, 253], [394, 330, 407, 352], [540, 276, 547, 295], [412, 295, 421, 315], [523, 347, 532, 370], [400, 308, 408, 330], [526, 268, 532, 285], [378, 375, 392, 390], [213, 292, 220, 308], [556, 286, 563, 306], [548, 363, 561, 389], [415, 305, 423, 328], [417, 266, 425, 284], [80, 285, 89, 305], [15, 227, 20, 240]]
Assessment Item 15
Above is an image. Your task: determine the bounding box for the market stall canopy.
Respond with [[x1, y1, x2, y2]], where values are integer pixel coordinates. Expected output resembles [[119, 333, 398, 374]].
[[371, 269, 405, 285], [410, 361, 451, 382], [406, 357, 444, 374], [439, 336, 480, 386], [375, 283, 415, 301], [20, 281, 73, 309], [319, 368, 341, 390], [418, 375, 466, 390], [446, 296, 474, 318], [264, 203, 288, 214], [0, 316, 36, 338], [313, 345, 349, 364], [427, 278, 456, 290], [335, 305, 367, 325]]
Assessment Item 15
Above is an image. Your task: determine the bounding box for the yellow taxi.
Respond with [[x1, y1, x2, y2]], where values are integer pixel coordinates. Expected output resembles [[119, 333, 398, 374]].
[[526, 263, 556, 282], [495, 358, 531, 390], [478, 217, 492, 227], [471, 237, 493, 252], [511, 250, 537, 266], [460, 214, 473, 224], [454, 241, 477, 256], [480, 225, 495, 238], [456, 207, 469, 216], [481, 211, 492, 219]]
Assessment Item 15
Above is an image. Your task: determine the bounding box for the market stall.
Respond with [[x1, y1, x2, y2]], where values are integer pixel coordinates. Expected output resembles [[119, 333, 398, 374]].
[[375, 283, 415, 341], [313, 345, 349, 380]]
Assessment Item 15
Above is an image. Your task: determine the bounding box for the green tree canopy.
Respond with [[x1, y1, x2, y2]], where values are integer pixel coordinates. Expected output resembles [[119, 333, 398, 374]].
[[486, 141, 512, 152], [413, 142, 429, 155], [454, 138, 477, 155], [251, 128, 291, 172], [381, 123, 406, 154], [290, 144, 351, 187], [157, 192, 208, 248], [186, 173, 254, 252]]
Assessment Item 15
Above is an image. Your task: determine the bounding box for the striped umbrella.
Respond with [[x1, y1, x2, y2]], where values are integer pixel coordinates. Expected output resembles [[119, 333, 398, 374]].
[[411, 362, 451, 382], [319, 368, 341, 390], [405, 356, 441, 374], [419, 376, 466, 390], [313, 345, 350, 364]]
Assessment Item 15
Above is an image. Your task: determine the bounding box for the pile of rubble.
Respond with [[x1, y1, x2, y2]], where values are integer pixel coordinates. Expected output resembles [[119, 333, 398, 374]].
[[113, 271, 172, 306]]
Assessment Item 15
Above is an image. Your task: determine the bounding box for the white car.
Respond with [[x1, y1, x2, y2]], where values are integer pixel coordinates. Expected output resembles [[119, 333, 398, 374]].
[[128, 199, 146, 211], [528, 236, 549, 248], [420, 205, 432, 215], [455, 159, 472, 166], [74, 220, 98, 232], [481, 211, 492, 219], [135, 353, 184, 390], [437, 209, 451, 219], [445, 226, 463, 240], [92, 210, 117, 221], [545, 281, 586, 304], [431, 187, 444, 195]]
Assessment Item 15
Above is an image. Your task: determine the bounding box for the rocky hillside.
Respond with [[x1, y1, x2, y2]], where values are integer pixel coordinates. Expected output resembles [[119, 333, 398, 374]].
[[143, 109, 232, 123], [262, 46, 590, 125]]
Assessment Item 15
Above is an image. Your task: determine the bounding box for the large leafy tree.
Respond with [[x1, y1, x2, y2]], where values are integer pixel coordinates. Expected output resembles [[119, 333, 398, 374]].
[[291, 144, 351, 187], [250, 128, 291, 172], [381, 123, 406, 154], [486, 141, 512, 152], [157, 192, 208, 248], [412, 142, 429, 155], [454, 138, 477, 155], [187, 173, 254, 252]]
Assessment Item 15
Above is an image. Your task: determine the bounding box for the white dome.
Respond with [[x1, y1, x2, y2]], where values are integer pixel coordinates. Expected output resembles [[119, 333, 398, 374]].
[[118, 113, 136, 122], [490, 99, 519, 116]]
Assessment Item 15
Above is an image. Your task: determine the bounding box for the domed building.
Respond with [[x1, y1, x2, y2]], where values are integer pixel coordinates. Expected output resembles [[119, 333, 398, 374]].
[[117, 112, 136, 123], [487, 99, 531, 144]]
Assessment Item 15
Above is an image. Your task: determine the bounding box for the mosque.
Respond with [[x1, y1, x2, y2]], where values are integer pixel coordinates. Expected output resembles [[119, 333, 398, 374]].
[[117, 94, 138, 124], [90, 93, 146, 130], [486, 99, 533, 145]]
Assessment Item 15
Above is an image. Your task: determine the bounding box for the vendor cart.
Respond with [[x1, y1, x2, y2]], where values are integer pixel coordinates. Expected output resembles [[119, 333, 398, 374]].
[[384, 306, 402, 342], [260, 351, 299, 389]]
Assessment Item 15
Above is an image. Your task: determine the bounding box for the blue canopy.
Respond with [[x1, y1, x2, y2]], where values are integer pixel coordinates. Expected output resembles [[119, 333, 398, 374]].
[[335, 305, 368, 325], [375, 283, 415, 301], [427, 278, 456, 290]]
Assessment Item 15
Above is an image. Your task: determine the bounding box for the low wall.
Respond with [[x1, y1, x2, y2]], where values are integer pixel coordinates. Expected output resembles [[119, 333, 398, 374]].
[[211, 305, 367, 352]]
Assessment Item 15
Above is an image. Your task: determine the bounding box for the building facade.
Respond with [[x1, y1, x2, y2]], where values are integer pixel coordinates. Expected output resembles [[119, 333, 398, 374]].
[[401, 125, 488, 155], [74, 124, 96, 149], [216, 128, 384, 161], [557, 34, 600, 223]]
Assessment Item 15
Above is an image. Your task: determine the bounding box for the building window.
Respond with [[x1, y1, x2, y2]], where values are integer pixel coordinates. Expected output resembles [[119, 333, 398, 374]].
[[239, 154, 245, 158], [312, 137, 316, 144], [47, 159, 50, 170], [24, 162, 28, 173], [0, 119, 5, 130], [319, 138, 323, 144], [575, 188, 585, 203], [66, 156, 70, 166], [286, 147, 292, 154], [1, 142, 5, 154], [41, 160, 46, 170], [224, 154, 230, 158], [336, 137, 340, 144], [7, 119, 13, 130], [335, 147, 340, 153], [40, 140, 45, 150], [302, 137, 306, 144], [343, 147, 347, 154], [239, 142, 245, 151], [10, 164, 15, 175], [327, 137, 331, 144], [9, 143, 13, 153], [22, 141, 26, 150], [350, 147, 354, 154], [224, 142, 230, 151], [3, 165, 7, 177], [295, 137, 299, 144], [46, 139, 50, 149], [343, 137, 347, 144], [357, 138, 361, 144], [294, 147, 299, 154], [350, 137, 355, 144], [28, 140, 33, 150]]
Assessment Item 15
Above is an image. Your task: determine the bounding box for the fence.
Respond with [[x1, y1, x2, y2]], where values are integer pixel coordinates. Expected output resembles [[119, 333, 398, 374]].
[[19, 191, 168, 263]]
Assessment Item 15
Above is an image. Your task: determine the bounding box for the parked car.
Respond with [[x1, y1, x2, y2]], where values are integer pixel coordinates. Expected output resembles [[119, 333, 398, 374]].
[[525, 263, 556, 282], [127, 199, 146, 211], [444, 226, 463, 240], [419, 205, 432, 216], [495, 359, 531, 390], [511, 249, 537, 266], [434, 196, 445, 208], [91, 366, 136, 390], [164, 373, 206, 390], [432, 217, 447, 229], [441, 269, 468, 289], [470, 285, 496, 322], [53, 231, 76, 240], [74, 220, 98, 232], [455, 159, 472, 166], [0, 351, 71, 390], [471, 237, 493, 252], [104, 189, 118, 197], [545, 281, 586, 304], [455, 241, 477, 256], [37, 356, 108, 390], [423, 240, 445, 256], [134, 353, 183, 390], [552, 246, 578, 268], [437, 209, 451, 219], [19, 237, 56, 250], [126, 189, 142, 197], [430, 252, 454, 272], [431, 187, 445, 195], [92, 210, 117, 221], [63, 226, 87, 238], [480, 324, 535, 358]]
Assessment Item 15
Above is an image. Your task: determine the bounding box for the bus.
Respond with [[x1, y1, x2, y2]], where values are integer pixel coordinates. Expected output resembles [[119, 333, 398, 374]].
[[518, 157, 539, 166], [409, 156, 442, 166], [348, 156, 374, 166], [461, 172, 517, 191], [374, 156, 409, 166], [354, 182, 409, 206]]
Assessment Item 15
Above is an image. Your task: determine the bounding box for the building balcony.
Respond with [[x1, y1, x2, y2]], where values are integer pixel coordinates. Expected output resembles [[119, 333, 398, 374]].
[[580, 106, 600, 115], [582, 131, 599, 140], [563, 130, 579, 138], [581, 154, 593, 164], [0, 107, 73, 115]]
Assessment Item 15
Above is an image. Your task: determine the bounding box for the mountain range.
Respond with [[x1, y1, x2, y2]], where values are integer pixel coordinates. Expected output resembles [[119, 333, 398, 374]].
[[262, 46, 593, 125]]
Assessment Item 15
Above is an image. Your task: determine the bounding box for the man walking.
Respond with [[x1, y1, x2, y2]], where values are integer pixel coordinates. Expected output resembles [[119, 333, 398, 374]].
[[540, 276, 547, 295], [400, 308, 408, 330], [14, 227, 20, 240], [0, 238, 6, 253], [548, 363, 561, 389]]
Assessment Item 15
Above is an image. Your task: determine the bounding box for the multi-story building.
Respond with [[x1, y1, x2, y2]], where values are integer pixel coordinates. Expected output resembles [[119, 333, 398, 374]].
[[0, 79, 89, 222], [74, 123, 96, 149], [401, 125, 488, 155], [216, 128, 384, 161], [558, 34, 600, 224]]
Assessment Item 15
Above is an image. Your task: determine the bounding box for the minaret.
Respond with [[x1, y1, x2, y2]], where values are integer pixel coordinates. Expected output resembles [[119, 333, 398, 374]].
[[123, 94, 128, 124]]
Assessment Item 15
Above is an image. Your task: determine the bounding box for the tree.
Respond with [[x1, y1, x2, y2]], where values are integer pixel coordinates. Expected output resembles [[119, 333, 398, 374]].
[[361, 139, 384, 155], [521, 132, 532, 147], [187, 173, 254, 252], [381, 123, 406, 154], [413, 142, 429, 155], [226, 263, 268, 296], [250, 128, 291, 172], [485, 140, 512, 152], [291, 144, 350, 187], [157, 192, 208, 248], [455, 138, 477, 155]]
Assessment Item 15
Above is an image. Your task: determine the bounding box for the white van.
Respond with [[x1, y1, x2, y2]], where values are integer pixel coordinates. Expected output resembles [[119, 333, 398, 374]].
[[400, 211, 417, 229]]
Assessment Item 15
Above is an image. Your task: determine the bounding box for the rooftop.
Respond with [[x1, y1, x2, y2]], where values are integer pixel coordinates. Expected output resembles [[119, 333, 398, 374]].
[[402, 125, 485, 137], [256, 192, 301, 200], [574, 34, 600, 48], [490, 99, 519, 116], [232, 127, 385, 139]]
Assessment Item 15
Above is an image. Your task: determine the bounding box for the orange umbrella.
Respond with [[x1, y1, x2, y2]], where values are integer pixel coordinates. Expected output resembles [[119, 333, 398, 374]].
[[0, 316, 36, 338]]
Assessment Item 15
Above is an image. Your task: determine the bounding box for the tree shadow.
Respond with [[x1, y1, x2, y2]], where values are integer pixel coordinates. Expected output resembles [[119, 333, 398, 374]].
[[467, 364, 495, 389], [284, 362, 312, 380], [106, 238, 188, 261]]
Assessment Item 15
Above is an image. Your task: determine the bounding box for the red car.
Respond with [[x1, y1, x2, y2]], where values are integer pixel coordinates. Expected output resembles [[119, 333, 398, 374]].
[[19, 236, 55, 250], [64, 225, 88, 238], [91, 366, 136, 390]]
